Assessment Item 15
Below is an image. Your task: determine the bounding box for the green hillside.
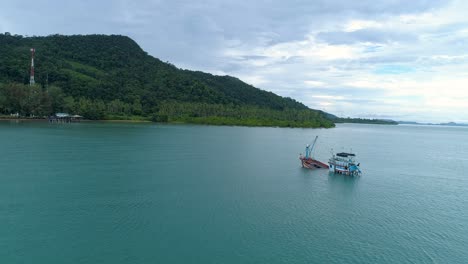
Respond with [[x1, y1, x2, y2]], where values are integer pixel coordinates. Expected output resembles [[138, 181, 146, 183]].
[[0, 33, 334, 128]]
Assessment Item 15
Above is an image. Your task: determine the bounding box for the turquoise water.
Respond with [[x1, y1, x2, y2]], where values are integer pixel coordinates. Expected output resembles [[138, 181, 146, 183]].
[[0, 122, 467, 263]]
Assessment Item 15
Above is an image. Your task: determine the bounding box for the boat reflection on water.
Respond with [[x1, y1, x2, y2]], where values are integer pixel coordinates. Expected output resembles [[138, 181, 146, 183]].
[[327, 171, 360, 197]]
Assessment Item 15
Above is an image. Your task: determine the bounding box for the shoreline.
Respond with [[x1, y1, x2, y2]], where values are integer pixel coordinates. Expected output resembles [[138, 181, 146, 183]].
[[0, 118, 333, 128], [0, 118, 47, 122], [0, 117, 397, 128], [0, 118, 151, 123]]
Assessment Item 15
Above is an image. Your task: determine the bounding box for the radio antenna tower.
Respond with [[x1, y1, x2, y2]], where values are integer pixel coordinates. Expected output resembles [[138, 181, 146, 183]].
[[29, 48, 35, 86]]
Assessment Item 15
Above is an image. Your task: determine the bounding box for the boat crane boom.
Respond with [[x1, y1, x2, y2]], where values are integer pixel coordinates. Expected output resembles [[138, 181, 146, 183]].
[[310, 136, 319, 153]]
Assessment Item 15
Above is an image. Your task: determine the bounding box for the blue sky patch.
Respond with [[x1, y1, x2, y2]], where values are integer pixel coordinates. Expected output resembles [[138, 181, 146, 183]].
[[374, 65, 414, 75]]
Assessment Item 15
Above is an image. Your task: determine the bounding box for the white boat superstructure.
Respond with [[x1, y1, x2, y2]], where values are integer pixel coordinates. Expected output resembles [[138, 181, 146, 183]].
[[328, 152, 361, 176]]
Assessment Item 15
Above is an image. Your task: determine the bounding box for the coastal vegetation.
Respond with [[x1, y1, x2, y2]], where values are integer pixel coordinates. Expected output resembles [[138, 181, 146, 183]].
[[0, 33, 334, 128]]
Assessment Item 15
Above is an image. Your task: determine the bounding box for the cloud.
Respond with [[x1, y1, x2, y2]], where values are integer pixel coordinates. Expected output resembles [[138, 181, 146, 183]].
[[344, 20, 383, 32], [316, 29, 416, 45]]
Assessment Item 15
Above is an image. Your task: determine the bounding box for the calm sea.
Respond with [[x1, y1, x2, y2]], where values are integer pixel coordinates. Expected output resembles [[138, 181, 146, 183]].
[[0, 122, 467, 263]]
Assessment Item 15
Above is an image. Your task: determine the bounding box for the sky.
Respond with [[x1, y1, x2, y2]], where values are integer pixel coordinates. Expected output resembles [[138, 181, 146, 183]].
[[1, 0, 467, 122]]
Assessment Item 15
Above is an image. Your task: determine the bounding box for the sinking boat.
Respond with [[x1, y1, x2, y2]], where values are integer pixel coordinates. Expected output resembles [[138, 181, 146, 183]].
[[328, 152, 362, 176], [299, 136, 329, 169]]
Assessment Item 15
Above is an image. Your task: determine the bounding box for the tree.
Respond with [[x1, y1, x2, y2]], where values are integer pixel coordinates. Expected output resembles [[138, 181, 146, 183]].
[[132, 98, 142, 115], [63, 96, 76, 113], [47, 86, 65, 113]]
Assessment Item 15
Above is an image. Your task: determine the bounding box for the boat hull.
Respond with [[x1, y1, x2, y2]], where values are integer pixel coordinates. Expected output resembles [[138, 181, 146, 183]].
[[328, 163, 361, 176], [300, 157, 329, 169]]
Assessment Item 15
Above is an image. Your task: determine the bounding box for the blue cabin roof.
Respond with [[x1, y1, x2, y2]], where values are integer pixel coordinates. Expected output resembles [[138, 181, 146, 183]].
[[336, 152, 356, 157]]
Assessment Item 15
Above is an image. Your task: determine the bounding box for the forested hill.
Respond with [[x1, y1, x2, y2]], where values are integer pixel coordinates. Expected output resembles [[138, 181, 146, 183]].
[[0, 33, 334, 128]]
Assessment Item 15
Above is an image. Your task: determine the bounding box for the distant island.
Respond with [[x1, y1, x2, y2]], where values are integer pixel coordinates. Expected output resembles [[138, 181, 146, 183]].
[[0, 33, 392, 128], [336, 118, 397, 125], [398, 121, 468, 127]]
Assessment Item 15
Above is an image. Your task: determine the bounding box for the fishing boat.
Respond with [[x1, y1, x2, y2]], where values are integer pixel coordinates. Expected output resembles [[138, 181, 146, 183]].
[[299, 136, 329, 169], [328, 152, 361, 176]]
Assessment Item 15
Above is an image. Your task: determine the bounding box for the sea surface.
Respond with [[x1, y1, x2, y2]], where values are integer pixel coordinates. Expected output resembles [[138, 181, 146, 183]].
[[0, 121, 467, 263]]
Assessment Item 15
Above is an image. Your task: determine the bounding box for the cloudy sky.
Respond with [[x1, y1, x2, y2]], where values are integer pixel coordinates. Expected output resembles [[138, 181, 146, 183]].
[[1, 0, 468, 122]]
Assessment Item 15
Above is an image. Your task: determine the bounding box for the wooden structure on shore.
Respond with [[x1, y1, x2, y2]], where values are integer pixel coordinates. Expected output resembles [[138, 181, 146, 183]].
[[48, 113, 83, 123]]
